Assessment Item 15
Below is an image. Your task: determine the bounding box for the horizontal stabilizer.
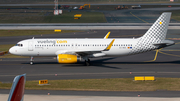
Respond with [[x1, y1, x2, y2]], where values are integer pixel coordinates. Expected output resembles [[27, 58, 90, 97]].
[[153, 40, 175, 47]]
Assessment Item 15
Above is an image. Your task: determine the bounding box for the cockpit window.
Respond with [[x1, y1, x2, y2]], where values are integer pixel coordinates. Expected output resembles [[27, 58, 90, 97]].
[[16, 44, 23, 47]]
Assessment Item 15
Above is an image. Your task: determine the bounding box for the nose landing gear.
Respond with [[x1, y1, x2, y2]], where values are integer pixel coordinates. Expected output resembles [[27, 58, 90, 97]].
[[30, 56, 34, 65]]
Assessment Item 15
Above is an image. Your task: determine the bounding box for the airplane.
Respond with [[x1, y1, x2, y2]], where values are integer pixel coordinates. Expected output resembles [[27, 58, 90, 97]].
[[8, 74, 26, 101], [9, 12, 174, 66]]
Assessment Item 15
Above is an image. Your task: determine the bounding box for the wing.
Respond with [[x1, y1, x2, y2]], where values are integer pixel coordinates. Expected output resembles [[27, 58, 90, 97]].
[[55, 39, 115, 56]]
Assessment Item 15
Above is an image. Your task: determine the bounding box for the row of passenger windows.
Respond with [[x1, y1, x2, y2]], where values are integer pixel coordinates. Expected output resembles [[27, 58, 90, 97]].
[[35, 44, 132, 47]]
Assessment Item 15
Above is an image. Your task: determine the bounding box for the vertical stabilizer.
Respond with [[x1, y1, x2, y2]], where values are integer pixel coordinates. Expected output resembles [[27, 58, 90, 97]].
[[141, 12, 171, 43], [130, 12, 172, 54], [8, 74, 26, 101]]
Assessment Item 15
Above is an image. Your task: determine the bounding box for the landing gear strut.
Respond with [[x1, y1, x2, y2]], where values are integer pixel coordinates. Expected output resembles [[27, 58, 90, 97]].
[[30, 56, 34, 65], [85, 59, 90, 66]]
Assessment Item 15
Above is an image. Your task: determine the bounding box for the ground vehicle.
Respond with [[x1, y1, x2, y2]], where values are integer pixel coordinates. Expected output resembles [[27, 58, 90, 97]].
[[79, 4, 90, 10], [115, 5, 128, 10], [132, 5, 141, 9]]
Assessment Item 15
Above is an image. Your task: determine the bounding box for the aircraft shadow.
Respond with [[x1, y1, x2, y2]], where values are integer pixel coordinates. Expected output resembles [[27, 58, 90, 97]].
[[21, 57, 180, 69]]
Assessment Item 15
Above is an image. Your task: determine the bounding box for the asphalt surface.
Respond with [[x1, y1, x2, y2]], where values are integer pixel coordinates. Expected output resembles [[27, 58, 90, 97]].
[[0, 7, 180, 24], [104, 8, 180, 23], [2, 3, 180, 6], [0, 23, 180, 30], [1, 89, 180, 97], [0, 29, 180, 83]]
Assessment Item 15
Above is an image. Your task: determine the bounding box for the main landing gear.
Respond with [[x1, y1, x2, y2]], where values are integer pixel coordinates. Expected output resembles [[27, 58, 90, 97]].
[[30, 56, 34, 65], [85, 59, 90, 66]]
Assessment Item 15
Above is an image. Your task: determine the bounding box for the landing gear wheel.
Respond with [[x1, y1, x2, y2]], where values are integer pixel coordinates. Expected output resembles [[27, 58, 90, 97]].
[[85, 61, 90, 66], [85, 59, 90, 66], [30, 56, 34, 65], [30, 61, 33, 65]]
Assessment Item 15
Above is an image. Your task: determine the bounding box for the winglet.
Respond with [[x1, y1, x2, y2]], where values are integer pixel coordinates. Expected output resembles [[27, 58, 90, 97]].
[[104, 32, 111, 39], [8, 74, 26, 101], [104, 39, 115, 51]]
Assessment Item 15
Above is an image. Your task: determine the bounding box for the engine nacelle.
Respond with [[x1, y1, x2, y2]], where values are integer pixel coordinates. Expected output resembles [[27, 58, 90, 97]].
[[57, 54, 81, 63]]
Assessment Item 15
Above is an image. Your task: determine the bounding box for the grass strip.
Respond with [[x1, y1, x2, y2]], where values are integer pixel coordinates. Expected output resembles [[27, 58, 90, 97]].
[[44, 11, 107, 23], [0, 10, 106, 23], [1, 78, 180, 91], [0, 44, 14, 52], [0, 30, 81, 37]]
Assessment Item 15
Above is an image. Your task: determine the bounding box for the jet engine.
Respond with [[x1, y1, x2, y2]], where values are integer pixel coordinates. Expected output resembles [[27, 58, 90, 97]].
[[57, 54, 81, 63]]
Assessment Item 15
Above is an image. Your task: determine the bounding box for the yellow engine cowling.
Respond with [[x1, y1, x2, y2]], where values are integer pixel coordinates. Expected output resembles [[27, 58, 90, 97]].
[[57, 54, 81, 63]]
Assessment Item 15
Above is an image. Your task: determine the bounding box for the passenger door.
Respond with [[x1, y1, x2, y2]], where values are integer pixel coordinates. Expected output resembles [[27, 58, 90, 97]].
[[28, 41, 33, 51]]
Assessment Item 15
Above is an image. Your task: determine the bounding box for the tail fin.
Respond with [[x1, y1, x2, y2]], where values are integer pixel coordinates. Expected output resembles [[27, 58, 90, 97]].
[[8, 74, 26, 101], [130, 12, 172, 54], [140, 12, 171, 43]]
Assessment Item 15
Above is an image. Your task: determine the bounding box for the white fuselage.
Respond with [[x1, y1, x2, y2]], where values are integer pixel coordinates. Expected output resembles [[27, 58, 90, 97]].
[[9, 38, 140, 57]]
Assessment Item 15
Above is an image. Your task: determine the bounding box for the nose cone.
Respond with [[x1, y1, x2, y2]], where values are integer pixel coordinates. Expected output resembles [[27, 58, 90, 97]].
[[9, 47, 15, 54]]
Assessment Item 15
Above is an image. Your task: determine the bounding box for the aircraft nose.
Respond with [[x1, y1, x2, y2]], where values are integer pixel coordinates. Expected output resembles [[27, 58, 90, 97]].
[[9, 47, 15, 54]]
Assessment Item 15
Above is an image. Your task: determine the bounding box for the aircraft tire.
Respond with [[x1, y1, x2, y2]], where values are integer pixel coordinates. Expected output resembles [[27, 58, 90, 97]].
[[30, 61, 33, 65], [85, 60, 90, 66]]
